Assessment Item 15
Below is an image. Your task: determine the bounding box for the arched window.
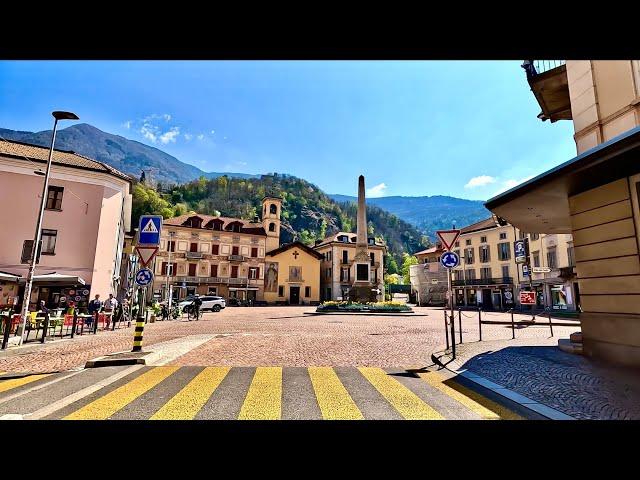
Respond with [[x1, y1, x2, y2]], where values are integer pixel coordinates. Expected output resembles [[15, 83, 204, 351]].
[[270, 204, 277, 215], [269, 222, 276, 232]]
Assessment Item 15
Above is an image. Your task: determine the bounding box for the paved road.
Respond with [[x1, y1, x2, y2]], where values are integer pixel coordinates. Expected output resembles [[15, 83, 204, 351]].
[[0, 364, 532, 420]]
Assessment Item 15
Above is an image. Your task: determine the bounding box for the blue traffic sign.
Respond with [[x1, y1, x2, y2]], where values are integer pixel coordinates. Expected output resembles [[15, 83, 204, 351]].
[[522, 264, 531, 277], [440, 251, 459, 269], [138, 215, 162, 246], [135, 268, 154, 286]]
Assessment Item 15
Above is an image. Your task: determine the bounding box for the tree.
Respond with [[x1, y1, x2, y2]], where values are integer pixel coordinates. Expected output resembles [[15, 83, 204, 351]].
[[386, 256, 399, 275], [401, 253, 418, 284]]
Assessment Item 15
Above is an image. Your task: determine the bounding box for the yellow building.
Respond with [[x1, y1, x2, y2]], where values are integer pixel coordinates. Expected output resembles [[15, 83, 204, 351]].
[[487, 60, 640, 365], [264, 241, 323, 305]]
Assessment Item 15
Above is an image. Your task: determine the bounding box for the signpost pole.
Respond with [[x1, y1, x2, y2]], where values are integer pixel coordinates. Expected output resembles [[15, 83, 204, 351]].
[[132, 284, 146, 352], [449, 267, 455, 359]]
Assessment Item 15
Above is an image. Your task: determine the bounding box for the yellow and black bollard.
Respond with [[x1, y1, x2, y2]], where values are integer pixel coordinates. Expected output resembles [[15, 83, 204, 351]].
[[132, 287, 147, 352]]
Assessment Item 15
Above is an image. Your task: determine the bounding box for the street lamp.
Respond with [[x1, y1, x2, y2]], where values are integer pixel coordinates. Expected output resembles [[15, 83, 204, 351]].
[[19, 111, 79, 344]]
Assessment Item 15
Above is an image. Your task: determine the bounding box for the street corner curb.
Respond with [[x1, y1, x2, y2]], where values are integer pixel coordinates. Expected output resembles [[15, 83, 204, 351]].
[[430, 350, 575, 421], [84, 350, 157, 368]]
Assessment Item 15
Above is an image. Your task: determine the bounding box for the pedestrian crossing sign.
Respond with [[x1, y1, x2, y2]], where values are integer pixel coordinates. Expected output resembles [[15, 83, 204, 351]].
[[138, 215, 162, 246]]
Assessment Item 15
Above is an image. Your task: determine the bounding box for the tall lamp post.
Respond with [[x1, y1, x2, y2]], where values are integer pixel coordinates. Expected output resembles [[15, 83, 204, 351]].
[[19, 111, 79, 344]]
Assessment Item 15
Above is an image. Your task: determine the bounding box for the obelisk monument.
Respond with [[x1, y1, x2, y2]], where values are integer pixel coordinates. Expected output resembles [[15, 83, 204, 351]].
[[350, 175, 375, 302]]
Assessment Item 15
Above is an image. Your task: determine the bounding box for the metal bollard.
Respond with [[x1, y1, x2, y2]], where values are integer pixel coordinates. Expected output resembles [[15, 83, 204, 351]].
[[93, 311, 99, 334], [548, 309, 554, 337], [450, 313, 456, 359], [444, 310, 449, 350], [2, 315, 11, 350], [71, 311, 77, 339], [458, 308, 462, 344], [478, 308, 482, 342], [41, 313, 49, 344], [510, 309, 515, 339]]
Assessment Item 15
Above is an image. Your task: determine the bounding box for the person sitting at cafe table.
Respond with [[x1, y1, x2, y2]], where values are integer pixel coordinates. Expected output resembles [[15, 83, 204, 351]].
[[103, 293, 118, 328], [39, 300, 49, 315], [87, 294, 102, 328]]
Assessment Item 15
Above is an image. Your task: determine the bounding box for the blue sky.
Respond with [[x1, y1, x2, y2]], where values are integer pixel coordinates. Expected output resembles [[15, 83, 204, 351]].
[[0, 61, 576, 200]]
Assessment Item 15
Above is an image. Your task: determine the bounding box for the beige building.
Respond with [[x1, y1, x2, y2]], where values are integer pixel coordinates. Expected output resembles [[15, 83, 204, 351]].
[[487, 60, 640, 365], [410, 245, 448, 306], [0, 139, 132, 311], [264, 241, 323, 305], [313, 232, 386, 301]]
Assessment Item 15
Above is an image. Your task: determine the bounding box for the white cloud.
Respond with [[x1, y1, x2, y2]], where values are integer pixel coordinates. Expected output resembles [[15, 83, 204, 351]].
[[492, 176, 535, 196], [464, 175, 497, 189], [122, 120, 132, 129], [140, 123, 157, 143], [210, 130, 215, 134], [366, 182, 387, 197], [197, 134, 205, 140], [184, 133, 193, 141], [159, 126, 180, 144]]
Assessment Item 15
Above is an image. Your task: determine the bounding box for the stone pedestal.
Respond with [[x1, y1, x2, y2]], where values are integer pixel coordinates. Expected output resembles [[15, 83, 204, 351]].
[[349, 285, 377, 303]]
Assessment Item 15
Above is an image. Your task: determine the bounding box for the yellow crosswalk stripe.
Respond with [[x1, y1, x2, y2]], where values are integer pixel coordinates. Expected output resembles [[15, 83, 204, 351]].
[[416, 371, 501, 420], [151, 367, 230, 420], [358, 367, 444, 420], [64, 367, 179, 420], [0, 374, 50, 393], [238, 367, 282, 420], [419, 372, 523, 420], [308, 367, 364, 420]]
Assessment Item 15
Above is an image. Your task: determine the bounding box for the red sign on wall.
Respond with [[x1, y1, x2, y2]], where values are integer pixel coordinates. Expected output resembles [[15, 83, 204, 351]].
[[520, 291, 537, 305]]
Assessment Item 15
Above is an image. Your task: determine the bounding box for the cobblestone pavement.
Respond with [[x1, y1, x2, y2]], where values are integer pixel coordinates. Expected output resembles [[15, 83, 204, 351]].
[[441, 333, 640, 420], [0, 306, 578, 374]]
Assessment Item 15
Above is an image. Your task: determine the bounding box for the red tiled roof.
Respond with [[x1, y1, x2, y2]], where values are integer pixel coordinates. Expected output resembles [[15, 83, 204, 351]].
[[459, 216, 500, 234], [164, 213, 266, 235]]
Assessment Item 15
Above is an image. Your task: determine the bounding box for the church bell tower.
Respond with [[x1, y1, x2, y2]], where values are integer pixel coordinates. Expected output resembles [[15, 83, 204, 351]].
[[262, 196, 282, 253]]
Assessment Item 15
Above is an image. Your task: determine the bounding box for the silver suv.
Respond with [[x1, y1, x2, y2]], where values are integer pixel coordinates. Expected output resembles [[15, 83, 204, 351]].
[[179, 295, 226, 313]]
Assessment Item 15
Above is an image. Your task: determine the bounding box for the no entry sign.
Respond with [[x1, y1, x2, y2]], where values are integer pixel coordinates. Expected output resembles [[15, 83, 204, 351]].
[[519, 291, 537, 305]]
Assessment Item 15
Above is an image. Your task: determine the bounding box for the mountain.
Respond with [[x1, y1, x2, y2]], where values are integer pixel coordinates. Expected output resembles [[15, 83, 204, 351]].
[[0, 124, 259, 184], [329, 194, 490, 239], [133, 175, 430, 265]]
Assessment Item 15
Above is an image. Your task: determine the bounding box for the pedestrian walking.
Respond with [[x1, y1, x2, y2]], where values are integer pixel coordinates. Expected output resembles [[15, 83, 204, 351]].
[[103, 294, 118, 329], [192, 295, 203, 321]]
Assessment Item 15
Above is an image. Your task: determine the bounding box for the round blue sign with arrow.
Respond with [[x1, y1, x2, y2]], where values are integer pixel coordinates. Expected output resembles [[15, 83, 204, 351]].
[[440, 251, 459, 269], [135, 268, 154, 286]]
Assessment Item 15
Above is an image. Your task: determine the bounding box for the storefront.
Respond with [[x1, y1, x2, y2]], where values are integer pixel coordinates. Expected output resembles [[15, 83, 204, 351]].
[[18, 273, 89, 311], [0, 272, 21, 309]]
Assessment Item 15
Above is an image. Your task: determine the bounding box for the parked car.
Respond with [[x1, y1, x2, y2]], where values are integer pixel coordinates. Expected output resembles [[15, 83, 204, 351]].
[[179, 295, 226, 312]]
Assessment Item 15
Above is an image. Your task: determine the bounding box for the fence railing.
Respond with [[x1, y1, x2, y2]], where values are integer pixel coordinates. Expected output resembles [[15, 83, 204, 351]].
[[522, 60, 566, 79]]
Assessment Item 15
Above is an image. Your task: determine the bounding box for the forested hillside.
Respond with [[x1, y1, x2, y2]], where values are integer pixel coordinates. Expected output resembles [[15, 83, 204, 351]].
[[132, 173, 430, 265]]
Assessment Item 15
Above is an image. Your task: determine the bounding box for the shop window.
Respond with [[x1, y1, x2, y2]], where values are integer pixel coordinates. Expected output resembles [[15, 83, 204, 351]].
[[41, 229, 57, 255], [305, 286, 311, 297], [45, 186, 64, 210]]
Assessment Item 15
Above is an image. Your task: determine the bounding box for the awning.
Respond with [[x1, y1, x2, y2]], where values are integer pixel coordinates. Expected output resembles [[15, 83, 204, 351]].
[[19, 272, 86, 285], [0, 271, 21, 282]]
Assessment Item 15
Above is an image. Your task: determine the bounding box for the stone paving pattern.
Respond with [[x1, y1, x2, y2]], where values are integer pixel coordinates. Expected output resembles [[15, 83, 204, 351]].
[[0, 306, 576, 373]]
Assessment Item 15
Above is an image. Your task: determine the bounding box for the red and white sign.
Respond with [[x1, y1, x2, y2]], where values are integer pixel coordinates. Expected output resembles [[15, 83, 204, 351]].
[[519, 291, 537, 305], [436, 229, 461, 251], [136, 246, 159, 267]]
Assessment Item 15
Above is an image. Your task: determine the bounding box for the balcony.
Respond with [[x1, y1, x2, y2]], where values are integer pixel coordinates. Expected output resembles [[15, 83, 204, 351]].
[[228, 254, 245, 262], [522, 60, 571, 123], [452, 277, 514, 287], [228, 277, 248, 285], [186, 251, 203, 259]]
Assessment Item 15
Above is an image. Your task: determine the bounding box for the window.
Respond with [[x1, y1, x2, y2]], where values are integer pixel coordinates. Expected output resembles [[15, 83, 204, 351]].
[[270, 204, 277, 214], [305, 286, 311, 297], [210, 264, 218, 277], [190, 242, 198, 252], [454, 241, 460, 247], [499, 232, 507, 240], [530, 233, 540, 241], [480, 236, 487, 243], [326, 267, 332, 279], [41, 229, 57, 255], [327, 251, 332, 262], [497, 242, 510, 261], [356, 264, 368, 281], [249, 267, 258, 279], [21, 240, 40, 264], [454, 270, 464, 281], [342, 250, 349, 264], [479, 245, 490, 263], [465, 239, 471, 246], [453, 249, 460, 259], [188, 263, 197, 276], [501, 265, 510, 279], [167, 240, 176, 252], [465, 247, 474, 264], [465, 269, 476, 280], [547, 248, 558, 269], [162, 262, 177, 275], [213, 221, 222, 231], [269, 223, 276, 232], [231, 266, 239, 278], [278, 286, 284, 297], [232, 246, 239, 255], [212, 244, 219, 255], [567, 245, 575, 267], [532, 251, 540, 267], [480, 267, 492, 280], [46, 186, 64, 210], [326, 287, 331, 299], [251, 247, 258, 258], [370, 252, 375, 265]]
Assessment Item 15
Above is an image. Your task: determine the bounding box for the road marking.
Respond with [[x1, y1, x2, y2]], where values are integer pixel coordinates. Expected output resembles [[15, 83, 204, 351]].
[[145, 335, 219, 366], [430, 374, 523, 420], [0, 370, 83, 406], [151, 367, 230, 420], [358, 367, 443, 420], [64, 366, 179, 420], [0, 374, 51, 394], [238, 367, 282, 420], [416, 371, 501, 420], [308, 367, 363, 420]]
